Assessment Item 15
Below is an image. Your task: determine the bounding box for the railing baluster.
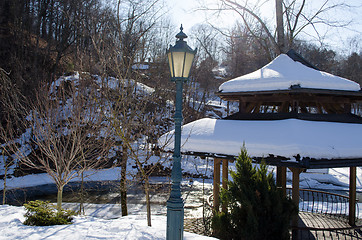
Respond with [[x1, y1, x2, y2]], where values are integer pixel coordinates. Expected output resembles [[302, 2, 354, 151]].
[[312, 190, 315, 213]]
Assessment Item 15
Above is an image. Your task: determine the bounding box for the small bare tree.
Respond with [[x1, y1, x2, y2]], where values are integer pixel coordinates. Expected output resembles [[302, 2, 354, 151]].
[[111, 89, 173, 226], [17, 74, 114, 212]]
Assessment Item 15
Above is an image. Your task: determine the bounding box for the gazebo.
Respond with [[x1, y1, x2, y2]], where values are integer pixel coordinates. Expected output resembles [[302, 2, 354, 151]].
[[159, 50, 362, 236]]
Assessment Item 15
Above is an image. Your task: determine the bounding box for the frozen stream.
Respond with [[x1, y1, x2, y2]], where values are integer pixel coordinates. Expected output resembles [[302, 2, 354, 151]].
[[2, 178, 214, 219], [2, 174, 362, 220]]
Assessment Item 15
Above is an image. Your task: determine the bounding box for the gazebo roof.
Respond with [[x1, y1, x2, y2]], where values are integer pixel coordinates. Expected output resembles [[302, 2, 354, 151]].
[[159, 117, 362, 168], [159, 52, 362, 169], [218, 54, 361, 94]]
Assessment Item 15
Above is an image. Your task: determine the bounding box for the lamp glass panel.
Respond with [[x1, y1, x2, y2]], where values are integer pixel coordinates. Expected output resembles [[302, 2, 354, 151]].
[[170, 51, 186, 78], [167, 52, 174, 77], [182, 52, 195, 78]]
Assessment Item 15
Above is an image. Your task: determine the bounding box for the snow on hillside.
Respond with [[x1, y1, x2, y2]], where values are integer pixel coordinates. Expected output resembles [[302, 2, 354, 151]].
[[0, 71, 160, 178], [50, 72, 155, 95]]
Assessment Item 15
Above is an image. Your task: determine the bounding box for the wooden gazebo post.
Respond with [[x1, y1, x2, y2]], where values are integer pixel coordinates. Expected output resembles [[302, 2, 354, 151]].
[[222, 159, 229, 213], [213, 158, 229, 213], [213, 158, 221, 212], [349, 166, 357, 226], [290, 167, 304, 240], [276, 166, 287, 196]]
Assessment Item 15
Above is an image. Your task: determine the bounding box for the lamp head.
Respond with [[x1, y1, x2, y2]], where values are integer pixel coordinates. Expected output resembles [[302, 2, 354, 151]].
[[167, 25, 197, 81]]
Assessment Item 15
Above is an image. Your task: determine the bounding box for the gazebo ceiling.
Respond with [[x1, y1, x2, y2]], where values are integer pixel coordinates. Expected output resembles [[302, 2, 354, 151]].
[[224, 112, 362, 124], [217, 87, 362, 102]]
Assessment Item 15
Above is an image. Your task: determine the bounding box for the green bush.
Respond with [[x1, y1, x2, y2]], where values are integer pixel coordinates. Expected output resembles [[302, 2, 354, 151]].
[[212, 147, 298, 240], [23, 200, 75, 226]]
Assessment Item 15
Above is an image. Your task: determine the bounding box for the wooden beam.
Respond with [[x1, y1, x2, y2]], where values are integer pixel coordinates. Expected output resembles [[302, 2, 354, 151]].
[[213, 158, 221, 212], [289, 168, 304, 207], [245, 102, 257, 113], [321, 103, 336, 114], [322, 102, 345, 114], [281, 167, 287, 197], [330, 103, 344, 113], [220, 92, 357, 105], [279, 101, 289, 113], [349, 166, 357, 226], [299, 103, 309, 113], [252, 102, 262, 113], [222, 159, 229, 213], [276, 166, 282, 187], [316, 102, 323, 114], [217, 88, 362, 100], [276, 166, 287, 197], [238, 100, 246, 113]]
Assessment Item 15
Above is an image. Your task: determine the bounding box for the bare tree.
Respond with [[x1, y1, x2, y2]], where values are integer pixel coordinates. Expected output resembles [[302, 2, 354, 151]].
[[86, 0, 166, 218], [208, 0, 355, 57], [117, 102, 172, 226], [0, 68, 26, 204], [16, 74, 114, 212], [79, 0, 174, 224]]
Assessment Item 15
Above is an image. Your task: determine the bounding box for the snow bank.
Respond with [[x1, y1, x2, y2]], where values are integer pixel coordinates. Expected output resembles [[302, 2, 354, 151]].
[[0, 205, 216, 240]]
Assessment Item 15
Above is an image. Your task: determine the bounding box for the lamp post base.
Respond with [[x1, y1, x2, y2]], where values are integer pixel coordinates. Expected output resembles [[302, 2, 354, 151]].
[[166, 199, 184, 240]]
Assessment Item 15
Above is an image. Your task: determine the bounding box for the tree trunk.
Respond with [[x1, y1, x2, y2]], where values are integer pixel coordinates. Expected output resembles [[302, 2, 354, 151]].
[[57, 185, 64, 212], [144, 176, 152, 226], [51, 51, 62, 81], [79, 171, 85, 215], [120, 144, 128, 216], [275, 0, 285, 53], [2, 166, 7, 205]]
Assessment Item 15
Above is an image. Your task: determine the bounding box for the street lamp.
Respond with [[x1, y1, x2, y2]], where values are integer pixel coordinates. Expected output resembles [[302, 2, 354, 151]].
[[166, 25, 196, 240]]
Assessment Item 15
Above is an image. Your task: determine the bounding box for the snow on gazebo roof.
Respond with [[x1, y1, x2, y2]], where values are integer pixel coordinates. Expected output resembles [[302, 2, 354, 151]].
[[219, 54, 361, 93], [159, 118, 362, 167]]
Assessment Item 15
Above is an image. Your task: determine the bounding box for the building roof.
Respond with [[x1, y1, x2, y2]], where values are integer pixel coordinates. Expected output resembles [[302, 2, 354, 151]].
[[218, 54, 361, 93], [159, 118, 362, 168]]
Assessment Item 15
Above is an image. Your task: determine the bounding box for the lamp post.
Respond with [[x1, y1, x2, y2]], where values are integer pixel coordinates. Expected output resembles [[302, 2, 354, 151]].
[[166, 25, 196, 240]]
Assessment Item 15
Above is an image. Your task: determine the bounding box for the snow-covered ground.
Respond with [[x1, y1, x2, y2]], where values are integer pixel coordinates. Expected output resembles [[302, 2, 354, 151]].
[[0, 151, 361, 239], [0, 204, 216, 240]]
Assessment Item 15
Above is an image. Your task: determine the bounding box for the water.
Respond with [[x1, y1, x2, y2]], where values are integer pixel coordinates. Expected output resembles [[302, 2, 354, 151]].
[[1, 179, 213, 219]]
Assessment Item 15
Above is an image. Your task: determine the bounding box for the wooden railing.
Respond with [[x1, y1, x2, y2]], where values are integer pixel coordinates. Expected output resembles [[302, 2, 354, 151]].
[[286, 188, 361, 239], [286, 188, 358, 219], [208, 189, 361, 239], [208, 188, 358, 219]]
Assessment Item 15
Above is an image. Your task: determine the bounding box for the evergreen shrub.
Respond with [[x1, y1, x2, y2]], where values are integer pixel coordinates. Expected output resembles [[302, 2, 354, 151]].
[[23, 200, 75, 226], [212, 147, 298, 240]]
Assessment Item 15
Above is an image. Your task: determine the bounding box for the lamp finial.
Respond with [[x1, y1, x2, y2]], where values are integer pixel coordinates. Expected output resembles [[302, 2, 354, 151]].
[[176, 24, 187, 41]]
